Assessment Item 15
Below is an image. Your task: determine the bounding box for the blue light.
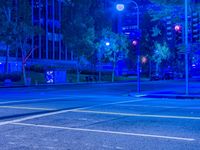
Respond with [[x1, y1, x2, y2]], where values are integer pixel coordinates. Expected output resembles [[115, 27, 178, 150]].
[[105, 42, 110, 46], [116, 4, 125, 11], [192, 64, 196, 67]]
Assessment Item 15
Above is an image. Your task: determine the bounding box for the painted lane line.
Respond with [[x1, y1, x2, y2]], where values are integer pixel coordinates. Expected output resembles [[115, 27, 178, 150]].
[[0, 97, 71, 105], [72, 110, 200, 120], [11, 122, 195, 142], [0, 95, 137, 105], [0, 106, 55, 111], [0, 108, 81, 126], [115, 104, 200, 110], [0, 99, 149, 126], [83, 99, 150, 109]]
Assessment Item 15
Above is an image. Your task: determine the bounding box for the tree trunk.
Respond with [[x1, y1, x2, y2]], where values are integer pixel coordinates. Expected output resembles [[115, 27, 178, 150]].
[[76, 63, 80, 83], [5, 45, 10, 74], [99, 70, 102, 82], [149, 59, 152, 78], [99, 60, 102, 82], [112, 52, 117, 83], [21, 46, 27, 86], [156, 62, 159, 75], [112, 63, 115, 83], [22, 61, 27, 86]]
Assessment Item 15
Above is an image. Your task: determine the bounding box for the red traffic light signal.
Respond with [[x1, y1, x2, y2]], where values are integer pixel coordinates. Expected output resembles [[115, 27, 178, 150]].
[[132, 40, 138, 46], [175, 25, 181, 32]]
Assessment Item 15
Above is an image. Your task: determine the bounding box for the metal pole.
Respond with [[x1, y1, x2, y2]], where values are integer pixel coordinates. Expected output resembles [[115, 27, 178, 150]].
[[185, 0, 189, 95], [131, 1, 140, 93], [118, 12, 122, 33]]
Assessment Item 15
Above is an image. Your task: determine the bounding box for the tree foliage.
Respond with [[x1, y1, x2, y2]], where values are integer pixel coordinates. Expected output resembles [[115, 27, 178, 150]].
[[96, 28, 129, 82], [97, 29, 129, 63], [152, 42, 170, 73], [62, 0, 114, 59], [0, 0, 41, 84]]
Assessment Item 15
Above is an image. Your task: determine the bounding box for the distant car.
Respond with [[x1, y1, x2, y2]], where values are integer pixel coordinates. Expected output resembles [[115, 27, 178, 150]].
[[162, 72, 174, 80], [150, 74, 162, 81]]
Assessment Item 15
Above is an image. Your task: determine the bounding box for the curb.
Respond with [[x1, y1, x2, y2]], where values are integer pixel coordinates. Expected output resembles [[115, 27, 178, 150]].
[[142, 94, 200, 99], [0, 81, 137, 88], [129, 93, 200, 99]]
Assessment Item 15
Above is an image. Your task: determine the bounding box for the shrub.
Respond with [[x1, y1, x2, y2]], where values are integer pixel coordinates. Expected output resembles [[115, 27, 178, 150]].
[[0, 72, 21, 82]]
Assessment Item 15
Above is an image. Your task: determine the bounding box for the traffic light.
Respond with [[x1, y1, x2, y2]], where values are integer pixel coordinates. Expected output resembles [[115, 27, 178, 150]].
[[192, 12, 200, 43], [174, 25, 182, 44], [132, 40, 138, 46], [166, 16, 173, 41]]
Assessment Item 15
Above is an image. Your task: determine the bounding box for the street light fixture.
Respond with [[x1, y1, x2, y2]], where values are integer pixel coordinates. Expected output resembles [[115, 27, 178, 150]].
[[116, 1, 140, 93], [116, 4, 125, 11]]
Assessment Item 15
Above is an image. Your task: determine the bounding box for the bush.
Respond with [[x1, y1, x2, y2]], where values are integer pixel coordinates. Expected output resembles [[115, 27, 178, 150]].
[[0, 72, 21, 82], [29, 65, 44, 73]]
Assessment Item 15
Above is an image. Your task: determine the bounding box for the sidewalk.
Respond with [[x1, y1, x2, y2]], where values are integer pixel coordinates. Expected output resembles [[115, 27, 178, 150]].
[[133, 93, 200, 99], [130, 89, 200, 99]]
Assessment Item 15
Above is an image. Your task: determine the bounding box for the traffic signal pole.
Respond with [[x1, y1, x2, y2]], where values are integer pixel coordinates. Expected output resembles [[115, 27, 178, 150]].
[[185, 0, 189, 95]]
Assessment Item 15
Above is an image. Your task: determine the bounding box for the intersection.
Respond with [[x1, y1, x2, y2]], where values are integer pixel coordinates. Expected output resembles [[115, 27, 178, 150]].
[[0, 82, 200, 149]]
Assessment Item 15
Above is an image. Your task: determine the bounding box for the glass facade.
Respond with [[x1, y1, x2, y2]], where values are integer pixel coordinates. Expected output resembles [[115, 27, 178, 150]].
[[31, 0, 66, 61]]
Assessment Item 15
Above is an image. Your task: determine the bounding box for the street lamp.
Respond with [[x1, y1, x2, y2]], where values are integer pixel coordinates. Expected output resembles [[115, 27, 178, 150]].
[[116, 1, 140, 93], [185, 0, 189, 95], [116, 4, 125, 11]]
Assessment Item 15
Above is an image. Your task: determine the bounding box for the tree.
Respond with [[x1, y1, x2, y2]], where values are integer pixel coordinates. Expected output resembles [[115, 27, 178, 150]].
[[139, 12, 157, 77], [152, 42, 171, 74], [0, 1, 41, 85], [15, 0, 40, 85], [0, 1, 17, 74], [96, 28, 129, 82], [149, 0, 200, 74], [62, 0, 96, 82]]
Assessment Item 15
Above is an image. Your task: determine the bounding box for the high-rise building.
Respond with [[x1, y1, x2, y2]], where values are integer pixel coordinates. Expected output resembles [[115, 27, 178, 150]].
[[0, 0, 76, 73], [31, 0, 64, 60]]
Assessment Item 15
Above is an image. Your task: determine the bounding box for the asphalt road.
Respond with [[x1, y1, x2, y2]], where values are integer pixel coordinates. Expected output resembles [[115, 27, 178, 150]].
[[0, 81, 200, 150]]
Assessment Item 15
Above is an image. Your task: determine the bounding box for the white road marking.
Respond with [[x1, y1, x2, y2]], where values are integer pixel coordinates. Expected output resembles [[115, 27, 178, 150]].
[[72, 110, 200, 120], [11, 122, 195, 141], [103, 99, 147, 105], [84, 99, 149, 109], [0, 95, 137, 105], [0, 97, 70, 105], [0, 106, 54, 111], [0, 98, 148, 126], [0, 107, 81, 126], [8, 142, 16, 145], [116, 104, 200, 110]]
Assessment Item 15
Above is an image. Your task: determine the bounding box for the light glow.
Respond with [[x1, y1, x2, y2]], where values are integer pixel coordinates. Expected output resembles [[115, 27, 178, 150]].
[[116, 4, 125, 11], [132, 40, 138, 46], [175, 25, 181, 31], [105, 42, 110, 46]]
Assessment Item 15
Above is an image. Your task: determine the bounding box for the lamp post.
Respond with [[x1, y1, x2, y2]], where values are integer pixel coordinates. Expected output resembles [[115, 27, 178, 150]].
[[116, 4, 124, 33], [116, 1, 140, 93], [185, 0, 189, 95]]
